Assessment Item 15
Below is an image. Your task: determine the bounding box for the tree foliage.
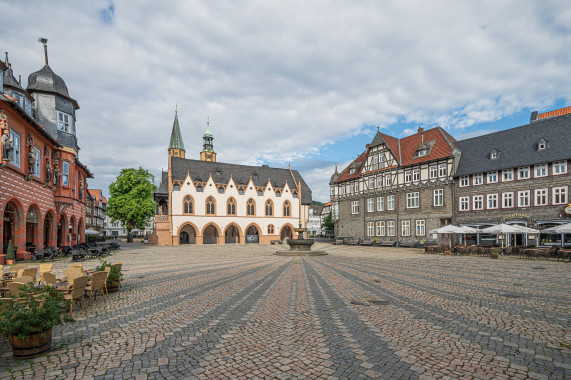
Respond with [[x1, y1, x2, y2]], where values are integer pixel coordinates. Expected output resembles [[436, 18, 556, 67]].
[[323, 211, 334, 232], [106, 168, 156, 240]]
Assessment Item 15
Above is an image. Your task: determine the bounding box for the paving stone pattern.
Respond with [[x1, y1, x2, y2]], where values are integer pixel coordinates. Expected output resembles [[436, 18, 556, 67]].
[[0, 244, 569, 379]]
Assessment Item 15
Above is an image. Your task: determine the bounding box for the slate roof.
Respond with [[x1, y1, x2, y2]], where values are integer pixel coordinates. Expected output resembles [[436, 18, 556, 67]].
[[334, 127, 457, 183], [27, 65, 79, 108], [454, 113, 571, 177], [158, 157, 312, 204]]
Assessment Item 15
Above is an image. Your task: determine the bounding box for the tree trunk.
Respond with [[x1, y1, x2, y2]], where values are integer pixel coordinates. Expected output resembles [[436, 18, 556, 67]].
[[127, 228, 133, 243]]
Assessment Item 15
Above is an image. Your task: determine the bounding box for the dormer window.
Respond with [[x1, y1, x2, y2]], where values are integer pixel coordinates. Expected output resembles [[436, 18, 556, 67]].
[[490, 148, 500, 160], [537, 138, 548, 151], [195, 176, 201, 182], [253, 171, 258, 179], [414, 149, 426, 158], [215, 168, 221, 176], [349, 168, 356, 174], [276, 190, 281, 197]]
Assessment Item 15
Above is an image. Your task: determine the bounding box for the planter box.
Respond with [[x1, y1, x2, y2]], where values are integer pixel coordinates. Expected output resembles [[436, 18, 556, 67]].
[[6, 259, 16, 265], [444, 251, 451, 256], [16, 251, 32, 260], [491, 253, 499, 259], [0, 254, 6, 265]]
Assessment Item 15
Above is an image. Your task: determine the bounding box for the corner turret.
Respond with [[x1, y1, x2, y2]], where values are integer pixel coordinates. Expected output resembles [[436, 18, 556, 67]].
[[200, 118, 216, 162]]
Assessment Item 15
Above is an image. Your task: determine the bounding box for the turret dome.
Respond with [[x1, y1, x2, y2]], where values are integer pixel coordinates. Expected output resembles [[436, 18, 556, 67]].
[[27, 65, 78, 108]]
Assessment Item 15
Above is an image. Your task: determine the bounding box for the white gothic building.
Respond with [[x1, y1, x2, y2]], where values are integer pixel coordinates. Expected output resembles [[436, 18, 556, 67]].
[[150, 112, 312, 246]]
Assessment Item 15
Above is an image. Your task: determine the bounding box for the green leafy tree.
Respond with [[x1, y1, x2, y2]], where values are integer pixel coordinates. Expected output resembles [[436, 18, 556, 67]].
[[323, 211, 334, 234], [106, 168, 157, 243]]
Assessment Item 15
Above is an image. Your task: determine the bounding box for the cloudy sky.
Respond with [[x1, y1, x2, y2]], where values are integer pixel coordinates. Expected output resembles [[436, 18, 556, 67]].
[[1, 1, 569, 202]]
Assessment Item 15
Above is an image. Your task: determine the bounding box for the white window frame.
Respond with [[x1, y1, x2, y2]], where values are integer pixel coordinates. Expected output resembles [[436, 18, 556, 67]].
[[473, 195, 483, 210], [459, 176, 469, 187], [368, 177, 374, 189], [487, 171, 498, 184], [473, 173, 483, 185], [459, 196, 469, 211], [385, 174, 391, 187], [406, 192, 419, 208], [518, 166, 530, 180], [502, 169, 513, 182], [553, 161, 567, 175], [487, 193, 498, 209], [376, 221, 385, 236], [413, 169, 420, 182], [433, 189, 443, 207], [405, 171, 412, 183], [9, 129, 21, 168], [438, 163, 447, 177], [351, 200, 360, 214], [376, 196, 384, 211], [401, 220, 411, 236], [534, 163, 547, 178], [353, 182, 359, 192], [518, 190, 530, 207], [376, 176, 383, 188], [62, 161, 70, 186], [57, 110, 74, 134], [429, 165, 437, 179], [415, 220, 425, 236], [534, 188, 548, 206], [387, 221, 395, 236], [367, 198, 374, 212], [552, 186, 568, 205], [367, 222, 375, 237], [502, 192, 514, 209], [387, 195, 395, 210]]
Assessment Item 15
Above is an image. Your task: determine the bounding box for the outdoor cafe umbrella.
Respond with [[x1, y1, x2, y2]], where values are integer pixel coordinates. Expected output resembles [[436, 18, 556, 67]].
[[481, 224, 524, 247], [540, 222, 571, 234], [429, 225, 466, 247]]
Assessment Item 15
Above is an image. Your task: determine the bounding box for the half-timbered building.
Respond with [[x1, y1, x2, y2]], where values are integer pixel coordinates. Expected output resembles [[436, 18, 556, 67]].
[[330, 127, 459, 245]]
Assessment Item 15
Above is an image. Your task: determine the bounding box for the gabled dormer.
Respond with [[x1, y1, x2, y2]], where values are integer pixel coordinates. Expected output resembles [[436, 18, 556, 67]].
[[413, 139, 436, 159], [489, 148, 500, 160], [537, 138, 548, 151]]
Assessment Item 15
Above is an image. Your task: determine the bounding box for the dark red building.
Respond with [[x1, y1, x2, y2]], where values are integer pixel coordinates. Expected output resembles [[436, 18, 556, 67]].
[[0, 42, 92, 260]]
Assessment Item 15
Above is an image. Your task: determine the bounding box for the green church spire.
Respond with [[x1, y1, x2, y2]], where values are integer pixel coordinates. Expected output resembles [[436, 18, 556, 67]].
[[168, 110, 185, 151]]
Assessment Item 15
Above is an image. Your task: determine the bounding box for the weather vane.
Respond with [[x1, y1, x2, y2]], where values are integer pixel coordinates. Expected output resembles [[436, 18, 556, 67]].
[[38, 37, 48, 65]]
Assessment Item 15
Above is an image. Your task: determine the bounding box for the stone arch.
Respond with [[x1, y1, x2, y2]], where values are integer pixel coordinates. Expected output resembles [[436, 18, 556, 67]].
[[43, 210, 57, 248], [57, 213, 68, 247], [202, 222, 221, 244], [178, 222, 199, 244], [25, 204, 42, 251], [280, 223, 295, 240], [2, 198, 25, 255], [224, 223, 241, 244], [245, 222, 261, 244]]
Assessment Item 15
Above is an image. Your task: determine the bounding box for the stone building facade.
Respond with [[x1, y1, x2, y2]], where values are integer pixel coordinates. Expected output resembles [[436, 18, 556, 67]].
[[0, 42, 92, 259], [454, 107, 571, 247], [330, 127, 459, 244], [151, 112, 312, 246]]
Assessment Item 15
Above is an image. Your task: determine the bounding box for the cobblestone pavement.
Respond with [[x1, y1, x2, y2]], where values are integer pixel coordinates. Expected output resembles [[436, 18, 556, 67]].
[[0, 244, 569, 379]]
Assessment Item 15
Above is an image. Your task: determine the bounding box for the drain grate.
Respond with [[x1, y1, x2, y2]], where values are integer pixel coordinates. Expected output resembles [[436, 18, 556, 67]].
[[368, 300, 390, 305], [501, 293, 522, 299]]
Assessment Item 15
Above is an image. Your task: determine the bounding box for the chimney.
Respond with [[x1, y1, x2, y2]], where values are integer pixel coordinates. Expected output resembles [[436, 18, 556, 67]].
[[530, 111, 538, 122], [417, 127, 424, 134]]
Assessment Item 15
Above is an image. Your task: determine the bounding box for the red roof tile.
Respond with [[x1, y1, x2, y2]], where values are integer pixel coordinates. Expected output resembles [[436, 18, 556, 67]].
[[538, 106, 571, 120]]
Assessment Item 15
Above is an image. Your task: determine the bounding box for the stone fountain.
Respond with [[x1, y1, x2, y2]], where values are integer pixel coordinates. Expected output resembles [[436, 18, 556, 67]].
[[275, 223, 327, 256]]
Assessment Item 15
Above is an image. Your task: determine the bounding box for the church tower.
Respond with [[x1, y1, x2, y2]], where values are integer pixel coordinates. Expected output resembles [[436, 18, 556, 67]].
[[168, 109, 185, 159], [200, 118, 216, 162]]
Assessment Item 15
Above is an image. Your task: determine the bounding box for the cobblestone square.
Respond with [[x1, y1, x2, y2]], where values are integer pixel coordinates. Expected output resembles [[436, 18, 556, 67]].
[[1, 243, 569, 379]]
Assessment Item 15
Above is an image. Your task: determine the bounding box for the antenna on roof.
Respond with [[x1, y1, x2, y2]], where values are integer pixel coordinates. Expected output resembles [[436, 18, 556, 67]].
[[175, 103, 178, 113], [38, 37, 48, 66], [377, 124, 380, 132]]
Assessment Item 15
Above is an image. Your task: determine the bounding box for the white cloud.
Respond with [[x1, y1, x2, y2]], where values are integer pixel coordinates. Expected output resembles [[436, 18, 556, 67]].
[[1, 0, 569, 201]]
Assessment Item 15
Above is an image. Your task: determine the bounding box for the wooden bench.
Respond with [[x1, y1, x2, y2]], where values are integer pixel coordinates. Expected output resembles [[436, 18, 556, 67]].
[[334, 239, 345, 245], [398, 241, 415, 248], [347, 240, 359, 246], [379, 240, 394, 247], [361, 240, 372, 246]]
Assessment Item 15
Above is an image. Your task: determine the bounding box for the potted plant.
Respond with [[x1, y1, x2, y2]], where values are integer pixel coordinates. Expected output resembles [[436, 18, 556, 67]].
[[490, 249, 500, 259], [372, 238, 379, 247], [6, 240, 15, 265], [95, 259, 123, 292], [0, 283, 73, 359]]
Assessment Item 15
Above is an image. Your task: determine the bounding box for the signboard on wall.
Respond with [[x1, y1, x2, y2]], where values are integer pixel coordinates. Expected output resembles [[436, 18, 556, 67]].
[[246, 235, 259, 244]]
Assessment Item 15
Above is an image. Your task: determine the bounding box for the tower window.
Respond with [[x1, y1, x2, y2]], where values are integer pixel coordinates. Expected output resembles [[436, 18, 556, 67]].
[[57, 111, 75, 134]]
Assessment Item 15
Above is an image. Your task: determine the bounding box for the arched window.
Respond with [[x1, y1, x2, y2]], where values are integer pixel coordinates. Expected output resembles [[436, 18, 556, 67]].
[[268, 224, 274, 234], [227, 198, 236, 215], [206, 197, 216, 215], [283, 201, 291, 217], [183, 195, 193, 214], [247, 198, 256, 216], [265, 200, 273, 216]]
